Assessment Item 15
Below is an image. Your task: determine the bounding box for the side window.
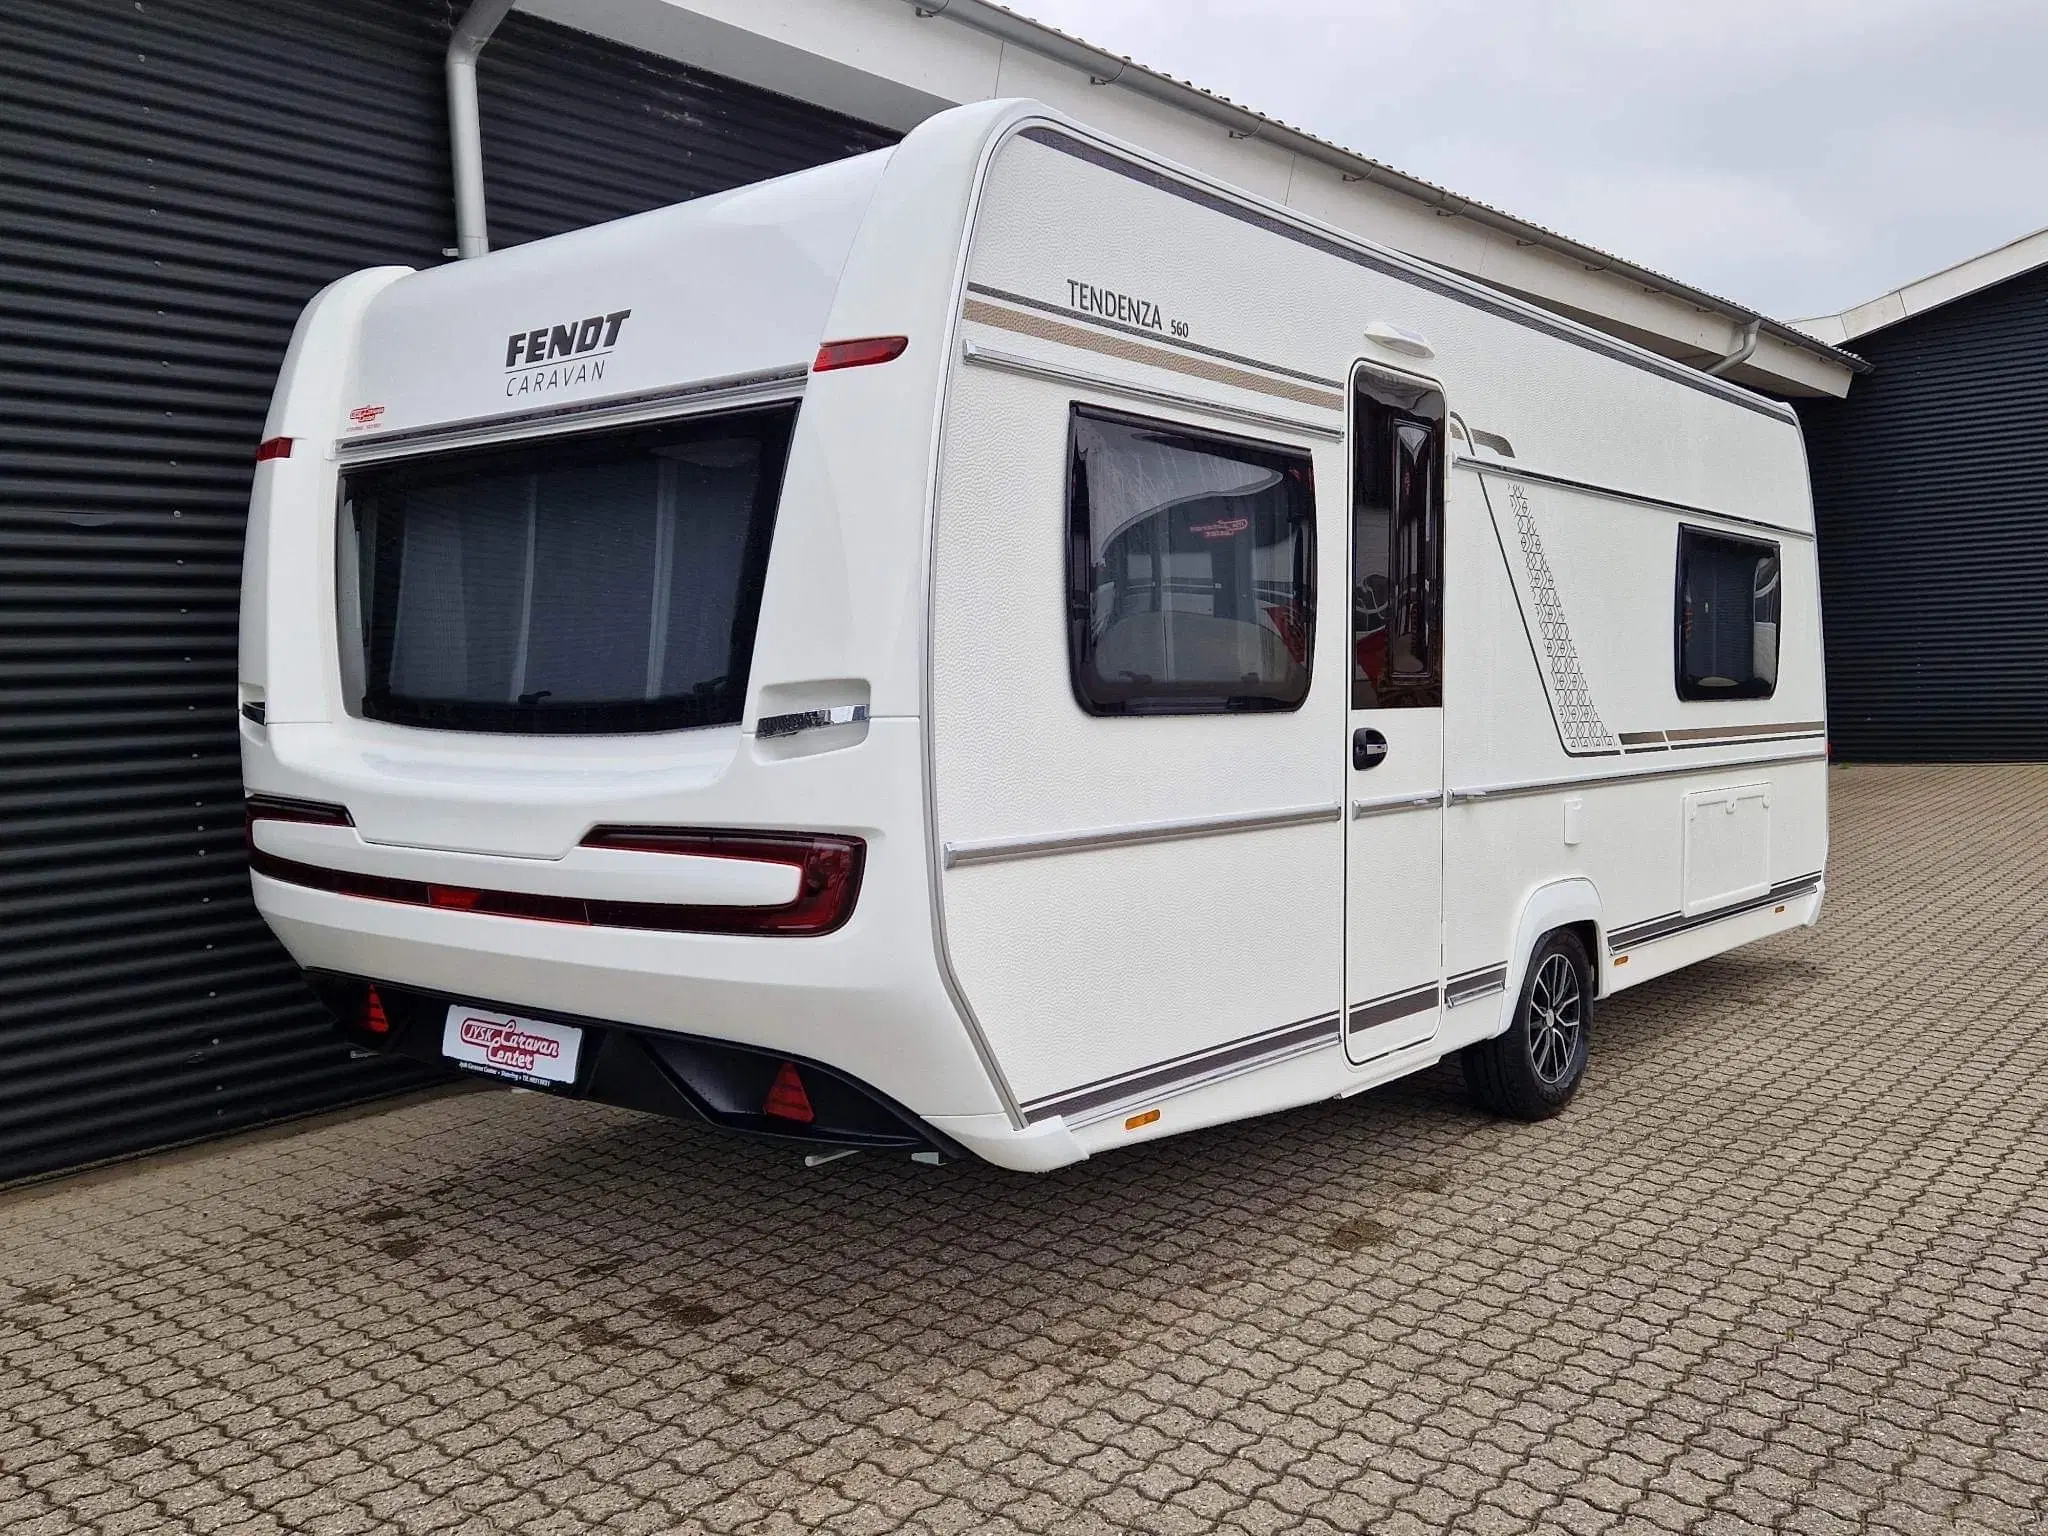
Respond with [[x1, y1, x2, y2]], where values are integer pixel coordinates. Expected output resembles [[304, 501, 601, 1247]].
[[1066, 406, 1316, 716], [1676, 526, 1781, 700], [1352, 371, 1446, 709]]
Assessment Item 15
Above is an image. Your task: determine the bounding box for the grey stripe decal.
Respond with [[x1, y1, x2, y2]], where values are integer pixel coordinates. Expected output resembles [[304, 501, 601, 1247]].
[[967, 282, 1343, 392], [1449, 745, 1828, 804], [1611, 873, 1822, 951], [1665, 720, 1827, 744], [1455, 457, 1818, 543], [944, 801, 1342, 868], [1347, 983, 1440, 1032], [1017, 126, 1798, 424], [1021, 1011, 1342, 1124], [1445, 965, 1509, 1007]]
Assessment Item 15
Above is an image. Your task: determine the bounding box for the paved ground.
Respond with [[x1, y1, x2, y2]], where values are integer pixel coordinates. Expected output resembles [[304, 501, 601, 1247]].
[[4, 764, 2046, 1536]]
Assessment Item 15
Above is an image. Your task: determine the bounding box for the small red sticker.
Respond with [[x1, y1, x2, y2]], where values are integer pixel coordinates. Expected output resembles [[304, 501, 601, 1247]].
[[348, 403, 386, 426]]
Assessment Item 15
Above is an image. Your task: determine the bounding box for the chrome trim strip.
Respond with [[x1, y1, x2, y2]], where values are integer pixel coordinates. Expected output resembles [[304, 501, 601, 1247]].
[[943, 801, 1342, 868], [755, 704, 868, 740], [1449, 746, 1827, 804], [960, 339, 1344, 441], [1025, 1010, 1342, 1124], [1612, 874, 1823, 952], [1445, 965, 1509, 1008], [1457, 457, 1817, 542], [1352, 790, 1443, 819], [334, 366, 809, 463]]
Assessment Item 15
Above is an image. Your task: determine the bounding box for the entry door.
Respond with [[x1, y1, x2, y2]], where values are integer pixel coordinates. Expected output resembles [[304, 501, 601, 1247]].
[[1343, 367, 1447, 1063]]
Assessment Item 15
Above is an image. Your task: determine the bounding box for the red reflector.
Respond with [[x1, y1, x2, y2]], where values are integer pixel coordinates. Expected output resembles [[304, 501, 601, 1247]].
[[763, 1061, 815, 1124], [427, 885, 480, 910], [812, 335, 908, 373], [255, 436, 294, 462], [363, 985, 391, 1035]]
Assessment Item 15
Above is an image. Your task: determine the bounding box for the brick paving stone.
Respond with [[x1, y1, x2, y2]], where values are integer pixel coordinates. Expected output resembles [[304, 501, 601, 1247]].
[[4, 764, 2048, 1534]]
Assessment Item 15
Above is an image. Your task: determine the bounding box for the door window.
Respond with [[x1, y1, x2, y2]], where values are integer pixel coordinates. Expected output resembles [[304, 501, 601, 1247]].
[[1353, 372, 1446, 709]]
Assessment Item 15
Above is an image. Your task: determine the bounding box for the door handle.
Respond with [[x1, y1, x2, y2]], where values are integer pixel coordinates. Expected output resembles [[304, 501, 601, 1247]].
[[1353, 727, 1389, 771]]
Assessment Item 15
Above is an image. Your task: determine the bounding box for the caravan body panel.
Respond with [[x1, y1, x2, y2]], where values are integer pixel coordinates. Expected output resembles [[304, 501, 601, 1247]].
[[242, 99, 1826, 1171]]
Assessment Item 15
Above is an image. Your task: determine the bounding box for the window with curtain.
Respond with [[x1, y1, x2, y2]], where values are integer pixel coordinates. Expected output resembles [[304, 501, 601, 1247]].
[[1065, 405, 1316, 716], [341, 405, 793, 733], [1676, 525, 1781, 701]]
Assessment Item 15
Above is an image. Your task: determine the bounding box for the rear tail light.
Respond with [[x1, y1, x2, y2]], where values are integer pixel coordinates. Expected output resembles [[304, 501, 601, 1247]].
[[246, 816, 865, 938], [579, 827, 864, 935], [762, 1061, 815, 1123], [812, 335, 908, 372], [245, 794, 353, 851], [255, 436, 294, 461]]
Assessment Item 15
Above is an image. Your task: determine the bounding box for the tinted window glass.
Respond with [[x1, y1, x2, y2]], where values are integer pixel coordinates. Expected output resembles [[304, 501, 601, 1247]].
[[1353, 372, 1445, 709], [1067, 407, 1316, 715], [344, 407, 791, 733], [1677, 526, 1781, 700]]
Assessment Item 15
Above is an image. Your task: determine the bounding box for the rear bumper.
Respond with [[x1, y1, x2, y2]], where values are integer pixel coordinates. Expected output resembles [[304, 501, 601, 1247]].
[[314, 972, 964, 1157]]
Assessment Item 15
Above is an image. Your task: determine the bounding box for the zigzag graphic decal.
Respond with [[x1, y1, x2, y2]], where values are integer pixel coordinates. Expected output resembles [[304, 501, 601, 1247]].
[[1508, 484, 1616, 753]]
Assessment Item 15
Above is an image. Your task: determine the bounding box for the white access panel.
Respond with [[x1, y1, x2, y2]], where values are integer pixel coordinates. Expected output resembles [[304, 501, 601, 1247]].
[[1681, 783, 1771, 916]]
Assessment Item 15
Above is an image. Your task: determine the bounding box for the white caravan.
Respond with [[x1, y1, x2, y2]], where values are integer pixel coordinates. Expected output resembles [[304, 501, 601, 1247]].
[[240, 100, 1827, 1171]]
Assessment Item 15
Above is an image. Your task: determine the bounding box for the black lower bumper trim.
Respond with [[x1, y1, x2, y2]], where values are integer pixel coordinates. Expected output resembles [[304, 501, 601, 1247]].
[[306, 972, 963, 1159]]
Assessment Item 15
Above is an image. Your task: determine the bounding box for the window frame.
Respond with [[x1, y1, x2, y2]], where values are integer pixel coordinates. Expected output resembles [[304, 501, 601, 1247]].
[[1349, 365, 1447, 712], [1673, 523, 1782, 703], [339, 404, 794, 736], [1064, 402, 1319, 718]]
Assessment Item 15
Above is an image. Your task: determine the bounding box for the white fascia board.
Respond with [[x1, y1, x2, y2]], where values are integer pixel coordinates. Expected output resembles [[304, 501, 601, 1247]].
[[1795, 224, 2048, 345], [524, 0, 1856, 397], [519, 0, 993, 131]]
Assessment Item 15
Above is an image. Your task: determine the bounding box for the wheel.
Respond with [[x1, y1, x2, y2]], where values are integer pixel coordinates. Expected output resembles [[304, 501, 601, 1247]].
[[1462, 929, 1592, 1120]]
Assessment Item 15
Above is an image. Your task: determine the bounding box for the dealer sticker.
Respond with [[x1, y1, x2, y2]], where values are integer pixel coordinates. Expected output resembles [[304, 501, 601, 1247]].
[[441, 1005, 582, 1087]]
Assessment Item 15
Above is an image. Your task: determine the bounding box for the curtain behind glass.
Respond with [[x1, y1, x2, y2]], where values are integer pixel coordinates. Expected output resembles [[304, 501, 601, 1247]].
[[350, 409, 788, 732]]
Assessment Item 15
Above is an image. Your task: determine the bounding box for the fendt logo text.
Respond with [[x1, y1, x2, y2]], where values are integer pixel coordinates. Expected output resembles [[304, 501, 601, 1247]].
[[502, 308, 631, 398]]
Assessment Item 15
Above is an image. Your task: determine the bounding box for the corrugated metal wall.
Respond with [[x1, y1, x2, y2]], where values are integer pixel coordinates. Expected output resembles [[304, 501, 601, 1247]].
[[1797, 264, 2048, 761], [0, 0, 894, 1185]]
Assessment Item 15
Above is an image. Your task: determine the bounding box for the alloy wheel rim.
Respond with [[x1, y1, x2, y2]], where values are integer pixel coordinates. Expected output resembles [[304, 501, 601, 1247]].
[[1528, 953, 1583, 1085]]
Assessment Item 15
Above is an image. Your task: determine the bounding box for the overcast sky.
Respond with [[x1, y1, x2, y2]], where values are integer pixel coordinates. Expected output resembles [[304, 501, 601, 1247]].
[[1008, 0, 2047, 321]]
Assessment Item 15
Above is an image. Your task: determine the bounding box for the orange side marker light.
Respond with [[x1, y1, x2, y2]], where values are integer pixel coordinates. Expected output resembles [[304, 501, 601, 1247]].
[[1126, 1109, 1160, 1131]]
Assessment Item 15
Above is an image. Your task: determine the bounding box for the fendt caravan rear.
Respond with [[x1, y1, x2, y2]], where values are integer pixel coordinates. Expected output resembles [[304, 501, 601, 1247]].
[[241, 100, 1827, 1172]]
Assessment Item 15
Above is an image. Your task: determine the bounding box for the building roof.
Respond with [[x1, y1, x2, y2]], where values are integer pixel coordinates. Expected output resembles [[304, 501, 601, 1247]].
[[1794, 225, 2048, 346], [909, 0, 1869, 385], [527, 0, 1867, 393]]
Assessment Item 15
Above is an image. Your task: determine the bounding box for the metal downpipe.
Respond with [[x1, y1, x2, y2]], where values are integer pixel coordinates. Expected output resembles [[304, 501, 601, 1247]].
[[447, 0, 518, 259], [1707, 319, 1762, 377]]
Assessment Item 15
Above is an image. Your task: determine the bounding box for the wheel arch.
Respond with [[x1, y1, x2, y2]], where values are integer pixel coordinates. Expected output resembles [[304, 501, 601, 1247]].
[[1491, 877, 1605, 1041]]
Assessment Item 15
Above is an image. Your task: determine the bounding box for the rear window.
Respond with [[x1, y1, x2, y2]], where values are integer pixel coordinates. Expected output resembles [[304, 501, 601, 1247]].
[[340, 407, 792, 733]]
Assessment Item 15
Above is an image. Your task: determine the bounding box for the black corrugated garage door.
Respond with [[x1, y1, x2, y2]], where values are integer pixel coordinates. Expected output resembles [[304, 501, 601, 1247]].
[[1798, 262, 2048, 761], [0, 0, 894, 1184]]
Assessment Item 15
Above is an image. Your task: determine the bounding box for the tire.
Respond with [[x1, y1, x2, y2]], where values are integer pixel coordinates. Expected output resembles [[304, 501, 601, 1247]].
[[1462, 928, 1593, 1120]]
